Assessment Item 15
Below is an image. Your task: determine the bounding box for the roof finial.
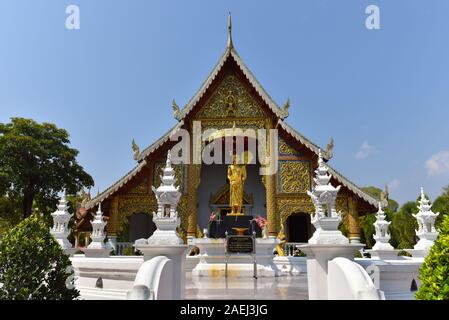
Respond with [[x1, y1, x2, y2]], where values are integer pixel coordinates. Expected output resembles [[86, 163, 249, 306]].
[[227, 12, 233, 49]]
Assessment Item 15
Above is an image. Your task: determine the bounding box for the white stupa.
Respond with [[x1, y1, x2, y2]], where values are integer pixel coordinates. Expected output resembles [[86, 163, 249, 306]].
[[372, 202, 394, 250], [84, 202, 112, 257], [365, 202, 401, 259], [50, 192, 75, 255], [406, 188, 439, 258], [145, 150, 183, 246], [307, 150, 347, 244]]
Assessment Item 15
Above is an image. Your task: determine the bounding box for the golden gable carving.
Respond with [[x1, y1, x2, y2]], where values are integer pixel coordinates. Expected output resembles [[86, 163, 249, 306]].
[[197, 74, 266, 119]]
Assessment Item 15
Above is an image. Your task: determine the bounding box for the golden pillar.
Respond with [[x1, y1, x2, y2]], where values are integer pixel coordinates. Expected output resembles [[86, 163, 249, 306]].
[[264, 174, 278, 237], [106, 196, 119, 237], [348, 196, 361, 243], [187, 164, 201, 237], [262, 117, 278, 236]]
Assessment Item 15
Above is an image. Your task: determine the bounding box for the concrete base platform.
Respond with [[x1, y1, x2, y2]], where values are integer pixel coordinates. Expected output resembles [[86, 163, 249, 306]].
[[192, 238, 280, 278]]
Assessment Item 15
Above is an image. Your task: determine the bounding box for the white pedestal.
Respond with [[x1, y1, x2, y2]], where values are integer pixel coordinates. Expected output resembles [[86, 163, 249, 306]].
[[273, 256, 307, 275], [349, 236, 361, 244], [84, 241, 112, 258], [135, 244, 190, 300], [71, 255, 144, 300], [356, 258, 422, 300], [365, 249, 402, 260], [298, 243, 364, 300], [191, 238, 279, 278], [404, 249, 429, 259], [308, 218, 349, 245]]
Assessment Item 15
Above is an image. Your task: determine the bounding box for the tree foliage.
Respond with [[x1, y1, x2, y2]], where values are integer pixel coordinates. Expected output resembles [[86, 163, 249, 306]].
[[0, 118, 94, 219], [0, 214, 79, 300], [362, 186, 399, 211], [431, 189, 449, 228], [0, 195, 22, 237], [416, 214, 449, 300], [390, 201, 418, 249], [359, 212, 377, 248]]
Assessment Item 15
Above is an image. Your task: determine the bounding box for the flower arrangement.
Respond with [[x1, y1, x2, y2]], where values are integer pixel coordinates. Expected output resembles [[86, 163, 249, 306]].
[[255, 215, 269, 239], [255, 215, 267, 228], [209, 211, 216, 223]]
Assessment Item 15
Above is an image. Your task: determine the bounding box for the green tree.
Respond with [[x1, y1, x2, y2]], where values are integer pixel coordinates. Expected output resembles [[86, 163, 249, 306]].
[[431, 186, 449, 228], [416, 214, 449, 300], [0, 214, 79, 300], [361, 186, 399, 211], [391, 201, 418, 249], [0, 118, 94, 219], [359, 212, 377, 248], [0, 195, 22, 237]]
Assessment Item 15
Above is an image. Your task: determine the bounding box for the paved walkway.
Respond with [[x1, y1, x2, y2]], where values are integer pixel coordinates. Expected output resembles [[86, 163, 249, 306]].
[[185, 274, 308, 300]]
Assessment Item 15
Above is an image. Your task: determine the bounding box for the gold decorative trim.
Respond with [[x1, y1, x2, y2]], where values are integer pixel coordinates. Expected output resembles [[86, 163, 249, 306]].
[[278, 160, 311, 194], [279, 138, 300, 156], [276, 196, 315, 224]]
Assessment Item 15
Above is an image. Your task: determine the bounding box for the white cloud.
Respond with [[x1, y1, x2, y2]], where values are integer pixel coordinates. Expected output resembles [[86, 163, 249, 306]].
[[354, 141, 379, 160], [387, 179, 400, 191], [425, 150, 449, 176]]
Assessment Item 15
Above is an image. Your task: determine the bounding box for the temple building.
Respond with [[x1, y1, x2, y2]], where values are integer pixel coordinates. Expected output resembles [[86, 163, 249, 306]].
[[77, 16, 378, 248]]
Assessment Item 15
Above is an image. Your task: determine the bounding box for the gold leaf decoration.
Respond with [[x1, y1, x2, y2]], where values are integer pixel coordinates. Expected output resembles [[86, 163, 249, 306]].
[[279, 138, 300, 156], [279, 161, 311, 193], [277, 196, 315, 224], [197, 74, 266, 119], [128, 177, 149, 194]]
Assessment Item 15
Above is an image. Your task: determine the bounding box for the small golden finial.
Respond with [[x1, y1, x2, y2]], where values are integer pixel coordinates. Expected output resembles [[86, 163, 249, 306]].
[[227, 12, 233, 49]]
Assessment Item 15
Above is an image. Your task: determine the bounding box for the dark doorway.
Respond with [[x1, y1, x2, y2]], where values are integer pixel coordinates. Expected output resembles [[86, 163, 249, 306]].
[[286, 213, 311, 243], [128, 212, 156, 242]]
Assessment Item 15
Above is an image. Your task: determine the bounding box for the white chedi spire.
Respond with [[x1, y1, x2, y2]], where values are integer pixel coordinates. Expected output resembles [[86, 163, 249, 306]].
[[372, 202, 394, 250], [50, 191, 75, 255], [307, 150, 347, 244], [144, 150, 183, 245], [307, 150, 342, 220], [412, 187, 439, 251], [84, 201, 112, 257]]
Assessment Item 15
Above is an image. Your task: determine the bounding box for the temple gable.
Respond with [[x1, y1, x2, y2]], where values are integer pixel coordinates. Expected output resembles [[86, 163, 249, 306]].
[[196, 73, 267, 119]]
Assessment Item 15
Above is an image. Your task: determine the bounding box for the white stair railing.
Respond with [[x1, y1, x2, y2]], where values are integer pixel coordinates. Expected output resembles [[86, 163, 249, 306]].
[[127, 256, 174, 300]]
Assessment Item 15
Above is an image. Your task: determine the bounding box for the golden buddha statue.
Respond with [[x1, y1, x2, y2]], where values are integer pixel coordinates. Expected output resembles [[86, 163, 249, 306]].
[[227, 155, 247, 215]]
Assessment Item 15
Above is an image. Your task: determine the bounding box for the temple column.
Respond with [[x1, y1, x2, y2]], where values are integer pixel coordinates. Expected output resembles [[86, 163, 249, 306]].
[[108, 196, 119, 252], [264, 174, 278, 237], [187, 164, 201, 237], [348, 196, 361, 243], [263, 118, 278, 237]]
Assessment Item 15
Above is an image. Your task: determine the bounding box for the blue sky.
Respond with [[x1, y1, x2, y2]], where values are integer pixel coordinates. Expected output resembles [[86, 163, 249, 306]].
[[0, 0, 448, 205]]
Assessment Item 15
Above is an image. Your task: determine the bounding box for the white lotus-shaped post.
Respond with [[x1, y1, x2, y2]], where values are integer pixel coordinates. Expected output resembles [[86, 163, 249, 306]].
[[372, 202, 394, 250], [146, 150, 183, 245], [306, 150, 347, 244], [50, 192, 75, 255], [412, 188, 439, 251], [85, 201, 112, 257]]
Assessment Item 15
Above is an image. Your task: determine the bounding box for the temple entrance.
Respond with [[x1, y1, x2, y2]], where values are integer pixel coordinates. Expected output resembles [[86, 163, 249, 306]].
[[128, 212, 156, 242], [197, 163, 266, 232], [286, 213, 312, 243]]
